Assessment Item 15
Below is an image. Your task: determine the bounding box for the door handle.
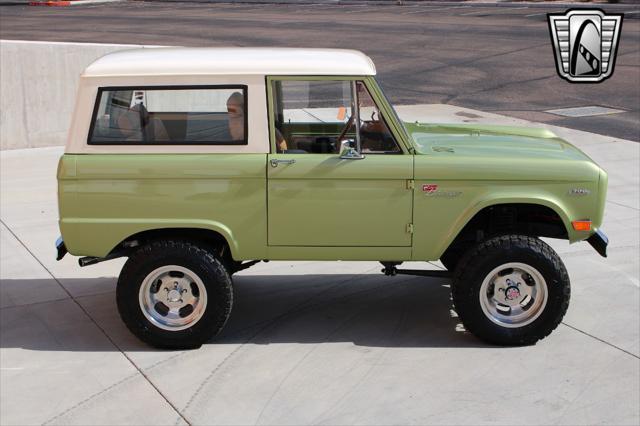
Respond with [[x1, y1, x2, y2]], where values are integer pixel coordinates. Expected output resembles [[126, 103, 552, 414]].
[[270, 159, 296, 168]]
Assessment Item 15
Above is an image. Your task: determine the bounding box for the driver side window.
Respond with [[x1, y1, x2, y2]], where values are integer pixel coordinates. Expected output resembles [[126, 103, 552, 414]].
[[270, 79, 401, 154]]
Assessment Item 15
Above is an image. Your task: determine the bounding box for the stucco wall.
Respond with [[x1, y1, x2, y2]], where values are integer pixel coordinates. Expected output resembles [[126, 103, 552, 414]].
[[0, 40, 158, 150]]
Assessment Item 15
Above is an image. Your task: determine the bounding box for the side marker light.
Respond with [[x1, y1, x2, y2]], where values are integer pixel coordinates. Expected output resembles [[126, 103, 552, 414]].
[[572, 220, 592, 231]]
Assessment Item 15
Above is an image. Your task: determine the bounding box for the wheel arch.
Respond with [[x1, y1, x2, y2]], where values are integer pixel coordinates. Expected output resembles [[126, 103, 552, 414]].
[[104, 222, 240, 260], [437, 198, 572, 259]]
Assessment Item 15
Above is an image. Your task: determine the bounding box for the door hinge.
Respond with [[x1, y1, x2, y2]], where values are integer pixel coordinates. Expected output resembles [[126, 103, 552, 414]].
[[406, 179, 415, 190], [406, 223, 414, 234]]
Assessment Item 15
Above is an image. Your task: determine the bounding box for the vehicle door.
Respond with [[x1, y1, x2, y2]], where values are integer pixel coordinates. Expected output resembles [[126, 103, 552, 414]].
[[266, 77, 413, 248]]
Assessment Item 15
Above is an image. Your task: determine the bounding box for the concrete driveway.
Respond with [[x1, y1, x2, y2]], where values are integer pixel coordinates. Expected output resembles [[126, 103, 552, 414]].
[[1, 105, 638, 425]]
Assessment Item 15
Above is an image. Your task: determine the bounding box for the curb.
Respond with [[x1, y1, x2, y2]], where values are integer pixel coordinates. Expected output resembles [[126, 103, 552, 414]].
[[29, 0, 122, 5], [29, 0, 70, 5], [18, 0, 637, 5], [123, 0, 637, 4]]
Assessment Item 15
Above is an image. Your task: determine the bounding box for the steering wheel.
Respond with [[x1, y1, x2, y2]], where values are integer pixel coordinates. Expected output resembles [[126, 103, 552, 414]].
[[337, 109, 383, 142]]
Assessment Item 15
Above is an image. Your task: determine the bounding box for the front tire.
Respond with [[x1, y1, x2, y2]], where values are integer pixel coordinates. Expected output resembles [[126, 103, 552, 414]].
[[117, 240, 233, 349], [452, 235, 570, 346], [439, 246, 467, 272]]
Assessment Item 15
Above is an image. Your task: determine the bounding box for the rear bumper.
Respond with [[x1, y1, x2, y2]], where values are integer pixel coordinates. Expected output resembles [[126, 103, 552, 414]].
[[587, 229, 608, 258], [56, 236, 67, 261]]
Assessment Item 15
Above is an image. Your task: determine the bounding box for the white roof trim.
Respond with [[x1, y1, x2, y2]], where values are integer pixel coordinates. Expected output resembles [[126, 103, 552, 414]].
[[82, 47, 377, 77]]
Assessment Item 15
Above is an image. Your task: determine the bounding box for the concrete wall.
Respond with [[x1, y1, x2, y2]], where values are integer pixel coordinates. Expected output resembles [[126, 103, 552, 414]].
[[0, 40, 158, 150]]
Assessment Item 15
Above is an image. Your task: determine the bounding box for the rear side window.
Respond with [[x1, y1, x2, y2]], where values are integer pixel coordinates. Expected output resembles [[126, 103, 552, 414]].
[[88, 86, 248, 145]]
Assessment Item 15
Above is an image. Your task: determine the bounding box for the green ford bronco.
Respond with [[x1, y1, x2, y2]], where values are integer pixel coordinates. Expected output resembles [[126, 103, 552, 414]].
[[56, 47, 608, 349]]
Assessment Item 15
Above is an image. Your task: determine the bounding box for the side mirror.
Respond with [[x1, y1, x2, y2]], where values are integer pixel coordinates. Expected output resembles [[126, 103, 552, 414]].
[[339, 139, 365, 160]]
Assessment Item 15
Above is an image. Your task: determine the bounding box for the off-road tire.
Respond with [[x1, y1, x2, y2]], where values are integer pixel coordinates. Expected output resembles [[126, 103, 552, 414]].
[[117, 240, 233, 349], [452, 235, 570, 346]]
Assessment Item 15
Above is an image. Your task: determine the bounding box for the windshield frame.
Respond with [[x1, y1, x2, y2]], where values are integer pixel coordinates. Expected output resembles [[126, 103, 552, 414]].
[[265, 75, 413, 155], [362, 76, 414, 153]]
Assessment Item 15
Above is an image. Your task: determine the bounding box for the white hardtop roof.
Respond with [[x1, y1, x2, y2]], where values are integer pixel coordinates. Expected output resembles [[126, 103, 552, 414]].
[[82, 47, 377, 77]]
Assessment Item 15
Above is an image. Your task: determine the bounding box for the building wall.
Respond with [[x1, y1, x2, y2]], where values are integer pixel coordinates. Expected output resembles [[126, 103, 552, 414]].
[[0, 40, 158, 150]]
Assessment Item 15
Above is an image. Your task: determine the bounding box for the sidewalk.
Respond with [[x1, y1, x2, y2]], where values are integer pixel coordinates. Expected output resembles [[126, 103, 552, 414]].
[[1, 104, 638, 425]]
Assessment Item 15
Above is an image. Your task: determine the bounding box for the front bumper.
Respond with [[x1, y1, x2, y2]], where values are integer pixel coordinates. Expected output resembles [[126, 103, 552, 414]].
[[587, 229, 608, 258]]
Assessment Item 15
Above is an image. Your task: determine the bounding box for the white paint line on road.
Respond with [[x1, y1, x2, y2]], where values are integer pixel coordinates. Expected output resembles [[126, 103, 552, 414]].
[[214, 3, 267, 10], [460, 6, 529, 16], [525, 12, 547, 18], [293, 3, 340, 6], [290, 3, 357, 12], [344, 7, 390, 14], [233, 5, 272, 12], [402, 5, 471, 15], [460, 8, 494, 16]]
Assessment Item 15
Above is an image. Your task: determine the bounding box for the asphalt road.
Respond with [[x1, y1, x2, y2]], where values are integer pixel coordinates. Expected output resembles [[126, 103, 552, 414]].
[[1, 1, 639, 140]]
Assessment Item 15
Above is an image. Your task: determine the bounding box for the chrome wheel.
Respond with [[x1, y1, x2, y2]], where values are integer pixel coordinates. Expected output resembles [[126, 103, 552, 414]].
[[138, 265, 208, 331], [479, 262, 548, 328]]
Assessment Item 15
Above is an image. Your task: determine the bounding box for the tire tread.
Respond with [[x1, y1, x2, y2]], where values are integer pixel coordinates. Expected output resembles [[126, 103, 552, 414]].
[[452, 235, 570, 346], [116, 239, 233, 349]]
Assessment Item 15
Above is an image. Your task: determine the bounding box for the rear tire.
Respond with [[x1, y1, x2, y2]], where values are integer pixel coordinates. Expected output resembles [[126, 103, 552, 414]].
[[117, 240, 233, 349], [452, 235, 570, 346]]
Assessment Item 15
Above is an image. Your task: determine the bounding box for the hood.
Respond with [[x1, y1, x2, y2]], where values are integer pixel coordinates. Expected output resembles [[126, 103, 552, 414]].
[[404, 122, 592, 162]]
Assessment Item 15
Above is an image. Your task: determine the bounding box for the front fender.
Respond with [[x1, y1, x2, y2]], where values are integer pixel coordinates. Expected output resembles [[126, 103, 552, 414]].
[[438, 196, 572, 258], [411, 181, 596, 261]]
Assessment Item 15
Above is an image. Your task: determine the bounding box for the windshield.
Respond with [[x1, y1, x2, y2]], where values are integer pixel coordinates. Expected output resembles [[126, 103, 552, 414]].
[[269, 79, 402, 154], [374, 78, 410, 148]]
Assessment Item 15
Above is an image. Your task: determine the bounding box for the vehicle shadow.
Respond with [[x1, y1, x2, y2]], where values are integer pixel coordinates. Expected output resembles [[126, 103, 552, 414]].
[[0, 273, 490, 351]]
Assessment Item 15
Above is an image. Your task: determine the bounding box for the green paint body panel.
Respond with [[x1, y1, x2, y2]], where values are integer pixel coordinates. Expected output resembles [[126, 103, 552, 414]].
[[57, 76, 607, 262], [58, 154, 268, 259], [404, 122, 604, 258], [267, 153, 413, 247]]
